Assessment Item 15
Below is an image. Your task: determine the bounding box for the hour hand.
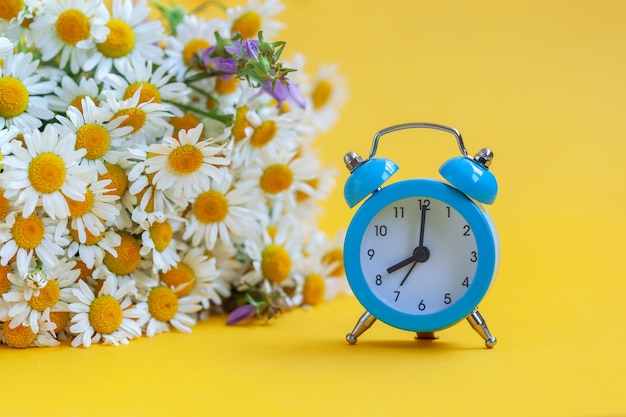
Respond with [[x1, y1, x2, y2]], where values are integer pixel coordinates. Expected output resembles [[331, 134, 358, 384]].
[[386, 246, 431, 274]]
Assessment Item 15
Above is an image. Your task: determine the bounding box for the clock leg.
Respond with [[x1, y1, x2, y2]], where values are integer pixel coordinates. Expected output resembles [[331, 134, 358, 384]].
[[346, 311, 377, 345], [466, 309, 497, 348]]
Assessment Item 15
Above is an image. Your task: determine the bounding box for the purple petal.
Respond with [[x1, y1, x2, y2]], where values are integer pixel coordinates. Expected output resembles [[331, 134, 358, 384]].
[[263, 80, 306, 109], [226, 304, 258, 325]]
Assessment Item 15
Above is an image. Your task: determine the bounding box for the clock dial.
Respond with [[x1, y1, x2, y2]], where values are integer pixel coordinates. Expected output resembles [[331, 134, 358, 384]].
[[359, 196, 478, 315]]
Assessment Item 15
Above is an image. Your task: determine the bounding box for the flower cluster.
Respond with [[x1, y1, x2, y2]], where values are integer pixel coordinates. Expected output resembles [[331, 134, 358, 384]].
[[0, 0, 348, 348]]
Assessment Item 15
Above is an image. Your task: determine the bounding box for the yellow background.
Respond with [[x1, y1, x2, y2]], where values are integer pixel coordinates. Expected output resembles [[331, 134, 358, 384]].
[[3, 1, 626, 416]]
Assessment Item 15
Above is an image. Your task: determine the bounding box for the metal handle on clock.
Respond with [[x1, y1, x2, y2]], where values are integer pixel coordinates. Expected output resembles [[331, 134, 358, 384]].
[[368, 122, 470, 159]]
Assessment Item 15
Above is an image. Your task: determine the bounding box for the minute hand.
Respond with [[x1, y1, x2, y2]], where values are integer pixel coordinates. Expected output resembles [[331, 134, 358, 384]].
[[386, 205, 430, 275]]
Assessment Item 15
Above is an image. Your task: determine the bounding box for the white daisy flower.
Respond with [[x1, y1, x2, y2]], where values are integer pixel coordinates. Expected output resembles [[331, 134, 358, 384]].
[[64, 178, 120, 244], [1, 123, 92, 219], [159, 247, 228, 310], [182, 168, 257, 250], [29, 0, 110, 74], [68, 275, 145, 347], [304, 64, 348, 133], [105, 87, 174, 146], [56, 96, 133, 175], [92, 230, 152, 288], [231, 107, 300, 165], [0, 209, 67, 276], [3, 259, 79, 333], [0, 37, 13, 56], [47, 75, 103, 113], [83, 0, 165, 81], [163, 13, 229, 81], [1, 308, 60, 348], [66, 220, 120, 270], [236, 149, 320, 211], [104, 55, 190, 112], [136, 279, 203, 336], [138, 214, 182, 273], [0, 51, 55, 130], [227, 0, 285, 40], [143, 123, 229, 200], [0, 0, 40, 46]]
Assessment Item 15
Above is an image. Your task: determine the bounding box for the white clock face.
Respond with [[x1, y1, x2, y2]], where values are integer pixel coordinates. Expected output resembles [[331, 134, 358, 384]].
[[359, 196, 479, 315]]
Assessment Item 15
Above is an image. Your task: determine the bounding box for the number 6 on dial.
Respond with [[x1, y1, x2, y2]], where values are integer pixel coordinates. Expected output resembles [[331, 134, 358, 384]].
[[342, 123, 500, 348]]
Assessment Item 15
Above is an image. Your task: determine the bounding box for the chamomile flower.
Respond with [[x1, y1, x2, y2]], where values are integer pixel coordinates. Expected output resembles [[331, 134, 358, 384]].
[[231, 107, 300, 165], [143, 123, 229, 200], [164, 13, 228, 81], [236, 149, 320, 211], [29, 0, 109, 74], [68, 275, 145, 347], [47, 75, 103, 113], [1, 123, 91, 219], [136, 280, 203, 336], [304, 64, 348, 133], [1, 308, 60, 348], [0, 0, 40, 46], [64, 178, 120, 244], [105, 87, 174, 146], [92, 230, 151, 287], [138, 214, 182, 273], [159, 248, 228, 310], [104, 55, 189, 111], [3, 259, 79, 333], [55, 96, 132, 175], [83, 0, 165, 81], [0, 51, 55, 130], [0, 209, 67, 277], [227, 0, 285, 40], [66, 220, 120, 269], [182, 169, 256, 250]]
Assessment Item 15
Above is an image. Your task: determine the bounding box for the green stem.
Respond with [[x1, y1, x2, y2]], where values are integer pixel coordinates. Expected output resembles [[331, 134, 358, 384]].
[[164, 99, 233, 126]]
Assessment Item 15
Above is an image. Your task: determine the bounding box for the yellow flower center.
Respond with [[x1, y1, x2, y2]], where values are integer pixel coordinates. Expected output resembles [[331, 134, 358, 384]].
[[11, 213, 44, 250], [99, 162, 128, 197], [55, 9, 91, 46], [3, 322, 37, 349], [167, 144, 203, 175], [250, 120, 277, 147], [65, 188, 94, 218], [28, 279, 60, 312], [215, 76, 239, 95], [311, 80, 333, 109], [103, 231, 141, 276], [69, 221, 104, 245], [160, 263, 195, 297], [303, 273, 326, 305], [0, 264, 12, 294], [73, 259, 95, 282], [97, 19, 135, 58], [76, 123, 110, 160], [69, 95, 99, 113], [28, 153, 66, 194], [114, 107, 146, 134], [183, 39, 210, 67], [49, 311, 70, 333], [0, 188, 10, 221], [88, 295, 123, 335], [260, 164, 293, 194], [193, 190, 229, 224], [148, 286, 179, 322], [231, 10, 261, 39], [0, 76, 29, 119], [170, 113, 202, 140], [232, 105, 249, 142], [322, 248, 345, 277], [124, 82, 161, 104], [261, 244, 292, 284], [0, 0, 23, 21], [149, 220, 172, 252], [134, 185, 155, 213]]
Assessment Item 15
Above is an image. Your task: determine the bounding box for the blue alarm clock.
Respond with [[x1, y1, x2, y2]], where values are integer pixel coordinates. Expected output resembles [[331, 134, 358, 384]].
[[343, 123, 500, 348]]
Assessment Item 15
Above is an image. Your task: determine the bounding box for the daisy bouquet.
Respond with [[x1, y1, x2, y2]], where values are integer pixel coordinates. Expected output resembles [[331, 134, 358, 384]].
[[0, 0, 348, 348]]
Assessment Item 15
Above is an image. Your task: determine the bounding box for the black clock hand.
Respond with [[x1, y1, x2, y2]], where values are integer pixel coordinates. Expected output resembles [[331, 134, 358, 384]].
[[386, 205, 431, 274], [399, 259, 419, 286]]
